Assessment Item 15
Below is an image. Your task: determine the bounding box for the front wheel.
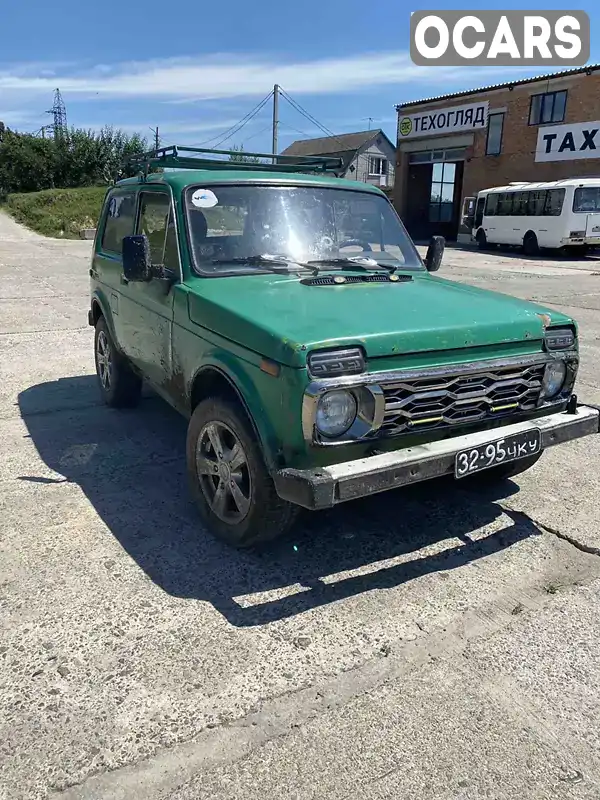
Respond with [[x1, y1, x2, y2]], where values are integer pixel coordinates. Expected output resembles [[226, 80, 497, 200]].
[[476, 229, 488, 250], [186, 398, 298, 547]]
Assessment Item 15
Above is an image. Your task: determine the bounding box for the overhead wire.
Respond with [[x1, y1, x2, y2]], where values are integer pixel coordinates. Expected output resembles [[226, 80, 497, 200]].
[[241, 123, 274, 146], [196, 90, 274, 148], [278, 87, 349, 149]]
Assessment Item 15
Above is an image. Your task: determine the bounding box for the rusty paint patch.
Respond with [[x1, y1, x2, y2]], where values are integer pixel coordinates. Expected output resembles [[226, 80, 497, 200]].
[[537, 313, 552, 328]]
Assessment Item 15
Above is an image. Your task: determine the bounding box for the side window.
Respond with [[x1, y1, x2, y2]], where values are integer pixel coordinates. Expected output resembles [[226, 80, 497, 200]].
[[138, 192, 180, 271], [101, 191, 136, 254], [498, 193, 513, 216], [512, 192, 527, 216], [485, 194, 498, 216], [527, 190, 547, 216], [544, 189, 565, 216]]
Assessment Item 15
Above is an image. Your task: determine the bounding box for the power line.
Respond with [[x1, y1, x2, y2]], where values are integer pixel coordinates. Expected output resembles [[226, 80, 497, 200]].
[[198, 91, 274, 148], [278, 87, 348, 149], [241, 123, 273, 146], [279, 121, 311, 138]]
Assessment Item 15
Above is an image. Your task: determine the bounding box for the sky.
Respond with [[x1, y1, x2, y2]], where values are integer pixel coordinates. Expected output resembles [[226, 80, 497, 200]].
[[0, 0, 598, 154]]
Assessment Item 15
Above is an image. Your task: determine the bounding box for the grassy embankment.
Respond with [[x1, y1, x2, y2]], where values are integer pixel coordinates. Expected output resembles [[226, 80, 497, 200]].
[[3, 186, 241, 239], [4, 187, 108, 238]]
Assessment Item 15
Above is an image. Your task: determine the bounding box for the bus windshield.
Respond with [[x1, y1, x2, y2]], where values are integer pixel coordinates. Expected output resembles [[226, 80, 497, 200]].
[[573, 187, 600, 213]]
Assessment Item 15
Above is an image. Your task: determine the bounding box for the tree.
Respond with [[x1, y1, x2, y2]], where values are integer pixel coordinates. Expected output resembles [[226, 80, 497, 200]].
[[0, 126, 148, 197], [228, 144, 261, 164]]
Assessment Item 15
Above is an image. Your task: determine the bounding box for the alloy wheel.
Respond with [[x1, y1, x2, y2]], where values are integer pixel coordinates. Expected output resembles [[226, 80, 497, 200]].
[[196, 421, 252, 524], [96, 330, 112, 391]]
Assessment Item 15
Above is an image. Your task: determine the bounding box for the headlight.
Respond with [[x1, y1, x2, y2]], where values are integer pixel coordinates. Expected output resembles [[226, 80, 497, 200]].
[[541, 361, 567, 399], [315, 390, 357, 437]]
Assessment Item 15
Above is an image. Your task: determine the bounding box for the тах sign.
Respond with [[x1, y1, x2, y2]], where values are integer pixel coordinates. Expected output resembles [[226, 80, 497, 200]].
[[535, 120, 600, 162], [398, 101, 488, 140]]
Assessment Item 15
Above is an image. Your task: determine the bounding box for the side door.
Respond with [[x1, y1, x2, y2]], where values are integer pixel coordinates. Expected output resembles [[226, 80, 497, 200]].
[[92, 188, 138, 350], [118, 188, 180, 389]]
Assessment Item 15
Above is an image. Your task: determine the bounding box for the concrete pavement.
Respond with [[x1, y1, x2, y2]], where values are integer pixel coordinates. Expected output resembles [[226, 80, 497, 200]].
[[2, 211, 600, 799]]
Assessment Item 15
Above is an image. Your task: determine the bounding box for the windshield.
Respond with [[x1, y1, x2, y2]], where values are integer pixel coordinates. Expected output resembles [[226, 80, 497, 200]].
[[573, 187, 600, 213], [184, 184, 424, 275]]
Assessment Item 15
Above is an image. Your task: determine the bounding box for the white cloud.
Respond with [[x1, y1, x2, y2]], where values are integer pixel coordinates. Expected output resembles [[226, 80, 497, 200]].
[[0, 52, 525, 102]]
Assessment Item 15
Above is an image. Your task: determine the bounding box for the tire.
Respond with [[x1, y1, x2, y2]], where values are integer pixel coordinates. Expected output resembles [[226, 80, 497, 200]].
[[94, 316, 142, 408], [465, 451, 543, 485], [523, 231, 539, 257], [476, 229, 488, 250], [186, 398, 298, 547]]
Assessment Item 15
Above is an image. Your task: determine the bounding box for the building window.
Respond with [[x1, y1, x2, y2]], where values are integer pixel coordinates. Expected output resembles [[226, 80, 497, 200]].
[[408, 148, 467, 164], [368, 156, 388, 176], [486, 112, 504, 155], [529, 90, 567, 125], [429, 162, 455, 222]]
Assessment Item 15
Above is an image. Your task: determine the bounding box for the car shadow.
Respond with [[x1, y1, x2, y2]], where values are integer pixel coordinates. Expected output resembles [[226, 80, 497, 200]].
[[18, 376, 542, 628]]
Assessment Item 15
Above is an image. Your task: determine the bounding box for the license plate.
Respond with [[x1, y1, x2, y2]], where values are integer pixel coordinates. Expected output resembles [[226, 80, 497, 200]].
[[455, 429, 541, 478]]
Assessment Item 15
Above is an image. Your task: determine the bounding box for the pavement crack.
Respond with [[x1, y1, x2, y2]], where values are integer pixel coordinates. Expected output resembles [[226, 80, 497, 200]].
[[510, 509, 600, 557]]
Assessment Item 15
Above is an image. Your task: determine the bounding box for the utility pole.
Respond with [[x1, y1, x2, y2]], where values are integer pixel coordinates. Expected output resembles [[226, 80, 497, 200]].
[[150, 126, 160, 151], [272, 84, 279, 164]]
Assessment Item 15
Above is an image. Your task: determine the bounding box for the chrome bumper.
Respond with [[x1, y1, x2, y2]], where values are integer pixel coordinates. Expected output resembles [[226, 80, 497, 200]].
[[273, 404, 600, 510]]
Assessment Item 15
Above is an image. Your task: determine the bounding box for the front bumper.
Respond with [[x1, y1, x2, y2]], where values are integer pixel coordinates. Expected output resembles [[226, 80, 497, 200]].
[[273, 404, 600, 510]]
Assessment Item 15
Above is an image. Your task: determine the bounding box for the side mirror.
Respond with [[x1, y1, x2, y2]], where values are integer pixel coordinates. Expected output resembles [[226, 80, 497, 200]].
[[425, 235, 445, 272], [122, 235, 151, 282]]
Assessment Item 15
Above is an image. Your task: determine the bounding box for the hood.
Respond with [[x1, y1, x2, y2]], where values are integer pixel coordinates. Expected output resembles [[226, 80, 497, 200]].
[[185, 272, 574, 368]]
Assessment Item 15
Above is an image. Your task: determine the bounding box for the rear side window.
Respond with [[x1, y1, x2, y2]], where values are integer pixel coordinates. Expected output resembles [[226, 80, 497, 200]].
[[101, 191, 137, 254]]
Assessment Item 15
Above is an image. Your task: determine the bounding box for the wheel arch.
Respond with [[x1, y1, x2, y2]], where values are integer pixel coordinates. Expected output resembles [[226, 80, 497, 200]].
[[189, 364, 279, 468], [90, 290, 120, 349]]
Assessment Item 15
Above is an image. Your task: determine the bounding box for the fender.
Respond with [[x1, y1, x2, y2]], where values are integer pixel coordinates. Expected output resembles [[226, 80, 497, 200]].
[[90, 288, 122, 353], [189, 352, 285, 470]]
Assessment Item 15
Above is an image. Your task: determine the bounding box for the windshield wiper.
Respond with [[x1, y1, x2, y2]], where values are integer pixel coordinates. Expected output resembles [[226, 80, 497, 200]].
[[305, 257, 398, 274], [211, 254, 320, 275]]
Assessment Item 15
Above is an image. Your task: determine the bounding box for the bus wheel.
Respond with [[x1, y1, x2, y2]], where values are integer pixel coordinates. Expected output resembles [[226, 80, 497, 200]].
[[523, 231, 539, 257], [476, 229, 488, 250]]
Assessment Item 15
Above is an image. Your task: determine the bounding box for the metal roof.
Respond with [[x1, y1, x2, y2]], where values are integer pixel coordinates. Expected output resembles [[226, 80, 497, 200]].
[[280, 129, 395, 157], [396, 64, 600, 110]]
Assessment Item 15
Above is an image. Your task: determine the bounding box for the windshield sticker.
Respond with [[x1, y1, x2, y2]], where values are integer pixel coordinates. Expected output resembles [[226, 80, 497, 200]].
[[191, 189, 218, 208]]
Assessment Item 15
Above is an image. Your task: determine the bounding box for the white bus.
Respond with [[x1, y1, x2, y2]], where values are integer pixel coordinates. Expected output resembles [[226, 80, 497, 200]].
[[462, 178, 600, 256]]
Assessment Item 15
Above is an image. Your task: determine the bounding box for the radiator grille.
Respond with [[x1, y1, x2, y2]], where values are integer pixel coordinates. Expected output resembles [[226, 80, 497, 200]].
[[379, 363, 546, 436]]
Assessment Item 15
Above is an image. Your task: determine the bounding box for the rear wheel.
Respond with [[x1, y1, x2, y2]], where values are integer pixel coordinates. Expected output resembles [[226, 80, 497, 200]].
[[523, 231, 539, 257], [186, 398, 298, 547], [94, 317, 142, 408]]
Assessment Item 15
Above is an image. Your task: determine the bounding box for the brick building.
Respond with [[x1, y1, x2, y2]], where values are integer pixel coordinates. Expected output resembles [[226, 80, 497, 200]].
[[393, 65, 600, 242]]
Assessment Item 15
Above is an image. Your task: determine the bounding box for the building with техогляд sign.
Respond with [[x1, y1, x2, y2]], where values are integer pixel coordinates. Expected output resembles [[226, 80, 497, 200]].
[[393, 64, 600, 243]]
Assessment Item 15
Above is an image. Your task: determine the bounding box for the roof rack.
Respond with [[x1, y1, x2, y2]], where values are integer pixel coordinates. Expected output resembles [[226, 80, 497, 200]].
[[127, 145, 345, 177]]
